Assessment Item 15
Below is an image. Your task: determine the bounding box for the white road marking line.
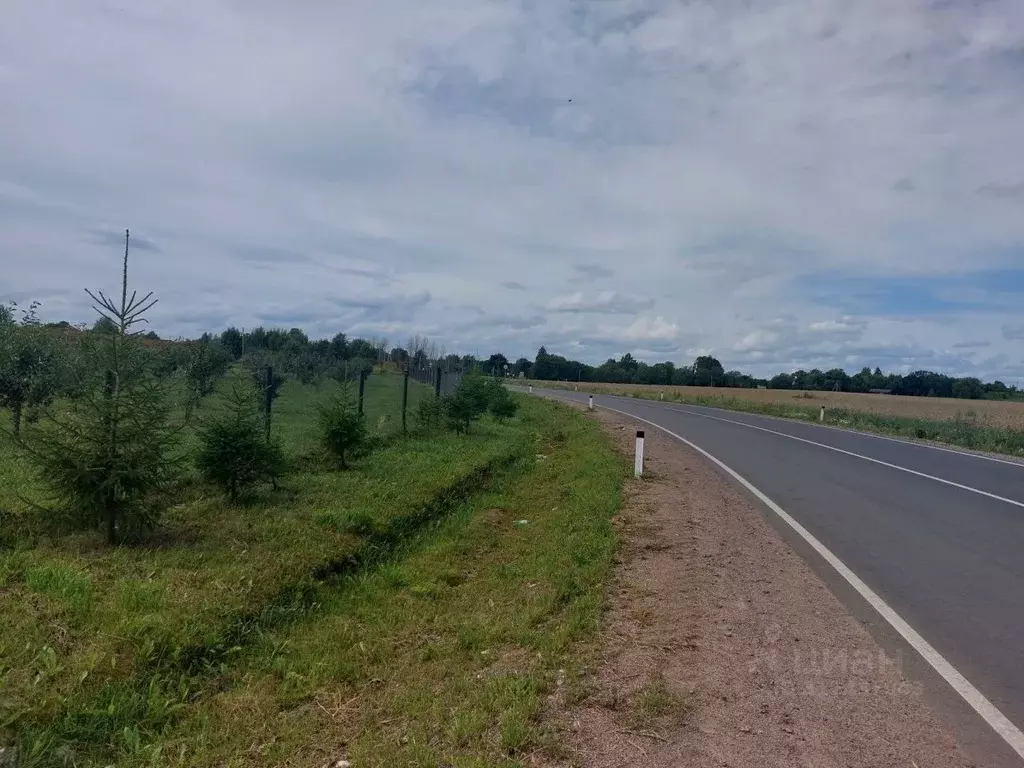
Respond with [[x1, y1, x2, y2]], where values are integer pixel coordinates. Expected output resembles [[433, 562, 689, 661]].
[[626, 399, 1024, 509], [595, 402, 1024, 761], [803, 423, 1024, 467], [571, 388, 1024, 468]]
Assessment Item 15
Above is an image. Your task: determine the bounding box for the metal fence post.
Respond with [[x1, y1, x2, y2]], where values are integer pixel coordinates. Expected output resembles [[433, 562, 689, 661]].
[[402, 368, 410, 433], [263, 365, 273, 443], [358, 369, 367, 416]]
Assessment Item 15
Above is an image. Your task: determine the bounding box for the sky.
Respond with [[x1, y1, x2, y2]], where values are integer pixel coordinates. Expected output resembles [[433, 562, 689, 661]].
[[3, 0, 1024, 381]]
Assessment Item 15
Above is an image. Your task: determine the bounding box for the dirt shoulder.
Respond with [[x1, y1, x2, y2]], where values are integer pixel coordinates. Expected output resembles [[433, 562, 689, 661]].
[[547, 407, 970, 768]]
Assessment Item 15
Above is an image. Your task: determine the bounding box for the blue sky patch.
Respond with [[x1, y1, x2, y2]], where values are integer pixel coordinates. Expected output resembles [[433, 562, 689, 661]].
[[797, 269, 1024, 316]]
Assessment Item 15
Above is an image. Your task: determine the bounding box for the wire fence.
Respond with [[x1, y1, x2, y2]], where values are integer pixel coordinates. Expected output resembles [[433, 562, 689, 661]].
[[408, 363, 463, 395], [260, 362, 469, 455]]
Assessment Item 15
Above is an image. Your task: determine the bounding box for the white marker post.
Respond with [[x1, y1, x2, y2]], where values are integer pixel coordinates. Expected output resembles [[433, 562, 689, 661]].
[[528, 385, 533, 394], [634, 430, 645, 478], [819, 406, 825, 422], [660, 391, 664, 400], [588, 395, 594, 411]]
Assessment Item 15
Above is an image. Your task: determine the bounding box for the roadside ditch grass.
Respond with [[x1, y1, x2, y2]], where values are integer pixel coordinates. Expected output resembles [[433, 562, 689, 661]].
[[0, 376, 492, 761], [111, 399, 624, 767], [526, 381, 1024, 457], [2, 382, 626, 767]]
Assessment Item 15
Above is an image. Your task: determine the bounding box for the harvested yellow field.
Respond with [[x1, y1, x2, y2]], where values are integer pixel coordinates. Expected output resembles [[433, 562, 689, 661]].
[[532, 380, 1024, 429]]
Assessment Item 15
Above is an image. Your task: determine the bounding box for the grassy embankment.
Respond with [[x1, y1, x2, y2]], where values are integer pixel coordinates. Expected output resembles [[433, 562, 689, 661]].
[[1, 373, 625, 767], [524, 380, 1024, 457]]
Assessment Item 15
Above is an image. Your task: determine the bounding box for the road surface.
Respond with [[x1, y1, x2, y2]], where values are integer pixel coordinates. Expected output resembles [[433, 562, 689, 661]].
[[530, 387, 1024, 766]]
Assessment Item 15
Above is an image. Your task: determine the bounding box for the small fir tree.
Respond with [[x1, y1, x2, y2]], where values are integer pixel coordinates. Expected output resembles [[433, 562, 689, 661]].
[[317, 383, 366, 468], [195, 374, 285, 500], [18, 230, 180, 544]]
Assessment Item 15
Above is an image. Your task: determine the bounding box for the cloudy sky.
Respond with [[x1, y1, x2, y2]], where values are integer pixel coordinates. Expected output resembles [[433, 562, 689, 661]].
[[3, 0, 1024, 380]]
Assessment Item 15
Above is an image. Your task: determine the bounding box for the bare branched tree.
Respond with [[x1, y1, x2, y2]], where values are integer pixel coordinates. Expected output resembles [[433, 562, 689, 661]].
[[406, 334, 429, 359], [370, 336, 389, 363]]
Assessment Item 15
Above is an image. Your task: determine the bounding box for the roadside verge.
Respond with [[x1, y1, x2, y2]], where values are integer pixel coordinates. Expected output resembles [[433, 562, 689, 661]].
[[542, 407, 969, 768], [57, 397, 627, 767]]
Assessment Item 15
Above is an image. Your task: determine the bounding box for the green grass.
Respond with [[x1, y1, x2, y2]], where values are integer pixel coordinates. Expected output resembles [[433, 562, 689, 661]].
[[1, 372, 626, 767], [23, 563, 95, 614], [630, 677, 689, 729], [0, 374, 552, 765], [528, 381, 1024, 457], [100, 398, 625, 767], [270, 372, 432, 455]]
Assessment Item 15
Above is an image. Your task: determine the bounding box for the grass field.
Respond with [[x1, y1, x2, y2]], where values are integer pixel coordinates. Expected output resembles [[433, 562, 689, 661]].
[[252, 371, 432, 455], [527, 380, 1024, 456], [0, 373, 625, 766]]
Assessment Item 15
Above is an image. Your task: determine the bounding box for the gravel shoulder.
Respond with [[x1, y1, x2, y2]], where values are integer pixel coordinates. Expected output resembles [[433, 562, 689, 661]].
[[547, 407, 971, 768]]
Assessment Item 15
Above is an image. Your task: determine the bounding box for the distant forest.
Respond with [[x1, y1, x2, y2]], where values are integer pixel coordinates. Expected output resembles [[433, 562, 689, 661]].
[[12, 311, 1020, 402], [495, 347, 1020, 402]]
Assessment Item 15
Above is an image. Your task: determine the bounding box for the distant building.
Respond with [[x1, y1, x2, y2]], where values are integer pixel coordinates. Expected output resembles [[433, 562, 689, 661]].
[[868, 388, 893, 395]]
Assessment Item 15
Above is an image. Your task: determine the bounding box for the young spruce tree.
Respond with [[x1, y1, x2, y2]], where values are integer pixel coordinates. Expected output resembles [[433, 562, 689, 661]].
[[317, 383, 366, 468], [20, 230, 180, 544], [195, 372, 285, 500]]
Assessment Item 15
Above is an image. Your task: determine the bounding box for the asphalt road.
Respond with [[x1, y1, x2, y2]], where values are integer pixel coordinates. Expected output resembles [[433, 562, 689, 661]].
[[530, 387, 1024, 765]]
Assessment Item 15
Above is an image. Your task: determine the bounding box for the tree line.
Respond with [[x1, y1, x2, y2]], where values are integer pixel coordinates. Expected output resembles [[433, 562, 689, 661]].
[[480, 346, 1018, 401], [4, 300, 1019, 447]]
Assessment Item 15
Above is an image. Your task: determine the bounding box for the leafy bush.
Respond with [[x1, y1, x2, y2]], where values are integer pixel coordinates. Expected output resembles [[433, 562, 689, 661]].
[[413, 375, 520, 435], [195, 376, 286, 500], [334, 357, 374, 382], [317, 384, 366, 468], [288, 350, 336, 385], [0, 302, 65, 435], [150, 341, 192, 380], [241, 352, 286, 439], [185, 341, 231, 409]]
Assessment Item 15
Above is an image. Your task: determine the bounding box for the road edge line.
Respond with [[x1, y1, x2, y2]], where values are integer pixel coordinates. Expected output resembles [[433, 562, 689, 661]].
[[595, 401, 1024, 760]]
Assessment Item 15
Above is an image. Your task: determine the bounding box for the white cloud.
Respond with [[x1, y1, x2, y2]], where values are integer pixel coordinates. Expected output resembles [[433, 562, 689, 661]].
[[807, 317, 867, 335], [617, 316, 679, 343], [3, 0, 1024, 380], [546, 290, 655, 314], [734, 330, 781, 352]]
